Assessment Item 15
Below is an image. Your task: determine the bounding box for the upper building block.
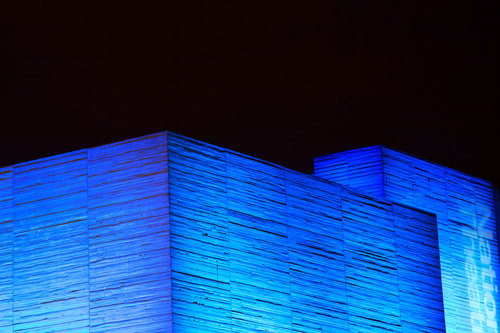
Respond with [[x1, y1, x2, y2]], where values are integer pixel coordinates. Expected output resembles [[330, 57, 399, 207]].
[[314, 145, 500, 333]]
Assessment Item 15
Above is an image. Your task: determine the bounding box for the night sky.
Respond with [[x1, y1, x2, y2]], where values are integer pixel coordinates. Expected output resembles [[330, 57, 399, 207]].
[[1, 1, 499, 187]]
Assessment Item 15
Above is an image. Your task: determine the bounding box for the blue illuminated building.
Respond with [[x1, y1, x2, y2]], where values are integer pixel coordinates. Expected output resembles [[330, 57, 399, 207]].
[[0, 132, 498, 332]]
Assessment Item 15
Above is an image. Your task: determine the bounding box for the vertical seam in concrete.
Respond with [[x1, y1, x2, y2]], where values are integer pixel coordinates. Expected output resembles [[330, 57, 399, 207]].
[[443, 172, 455, 333], [283, 171, 293, 331], [340, 189, 352, 333], [380, 146, 386, 199], [165, 133, 174, 332], [10, 167, 14, 332], [86, 149, 91, 332], [223, 149, 233, 333], [392, 204, 403, 332], [11, 166, 16, 331]]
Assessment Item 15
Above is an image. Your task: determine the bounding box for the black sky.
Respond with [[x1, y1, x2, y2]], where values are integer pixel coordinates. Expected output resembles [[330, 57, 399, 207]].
[[1, 1, 499, 187]]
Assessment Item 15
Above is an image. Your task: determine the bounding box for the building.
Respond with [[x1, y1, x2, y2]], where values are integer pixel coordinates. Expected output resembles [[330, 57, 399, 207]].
[[0, 131, 498, 332]]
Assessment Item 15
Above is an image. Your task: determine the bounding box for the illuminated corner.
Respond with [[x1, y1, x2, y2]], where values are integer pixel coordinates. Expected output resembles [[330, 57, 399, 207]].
[[0, 133, 171, 333]]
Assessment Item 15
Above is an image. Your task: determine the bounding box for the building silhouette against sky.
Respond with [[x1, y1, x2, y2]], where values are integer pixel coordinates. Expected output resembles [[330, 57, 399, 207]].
[[0, 131, 498, 332]]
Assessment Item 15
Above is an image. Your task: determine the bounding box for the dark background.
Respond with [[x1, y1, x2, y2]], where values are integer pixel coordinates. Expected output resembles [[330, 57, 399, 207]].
[[1, 1, 499, 187]]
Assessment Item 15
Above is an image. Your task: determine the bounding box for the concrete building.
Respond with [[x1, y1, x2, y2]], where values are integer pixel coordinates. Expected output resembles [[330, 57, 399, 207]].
[[0, 131, 497, 332]]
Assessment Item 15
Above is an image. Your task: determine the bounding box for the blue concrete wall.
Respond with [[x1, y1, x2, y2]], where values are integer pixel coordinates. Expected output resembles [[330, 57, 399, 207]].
[[313, 145, 385, 199], [314, 146, 500, 333], [13, 150, 89, 332], [0, 166, 13, 332], [0, 133, 171, 332], [87, 133, 171, 332], [168, 133, 445, 332], [0, 132, 448, 332]]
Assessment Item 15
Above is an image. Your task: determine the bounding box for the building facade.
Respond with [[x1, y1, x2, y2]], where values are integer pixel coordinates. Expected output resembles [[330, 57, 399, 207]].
[[0, 132, 497, 332]]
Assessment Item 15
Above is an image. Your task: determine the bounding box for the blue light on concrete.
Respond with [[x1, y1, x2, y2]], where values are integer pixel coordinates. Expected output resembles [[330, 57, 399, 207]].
[[2, 133, 493, 332], [315, 146, 499, 333], [168, 134, 445, 332], [0, 133, 172, 333]]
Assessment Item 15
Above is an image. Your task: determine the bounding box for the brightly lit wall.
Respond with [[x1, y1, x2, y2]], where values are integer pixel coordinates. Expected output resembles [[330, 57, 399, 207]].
[[314, 146, 500, 333], [0, 132, 473, 332], [0, 133, 171, 332], [168, 133, 445, 332]]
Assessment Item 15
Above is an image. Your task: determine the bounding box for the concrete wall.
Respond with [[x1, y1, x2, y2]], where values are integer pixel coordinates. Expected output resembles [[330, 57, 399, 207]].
[[0, 133, 171, 333], [169, 133, 445, 332], [315, 146, 500, 333], [0, 132, 447, 332]]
